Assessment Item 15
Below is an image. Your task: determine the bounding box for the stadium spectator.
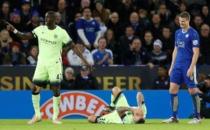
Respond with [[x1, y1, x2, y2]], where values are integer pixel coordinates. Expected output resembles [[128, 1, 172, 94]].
[[138, 9, 150, 32], [117, 0, 135, 23], [80, 0, 91, 9], [0, 29, 12, 65], [160, 26, 173, 63], [67, 43, 94, 66], [200, 24, 210, 64], [149, 13, 162, 39], [169, 14, 180, 33], [105, 29, 120, 64], [158, 3, 172, 24], [20, 39, 30, 55], [76, 7, 101, 49], [106, 12, 124, 40], [27, 10, 41, 31], [179, 2, 188, 13], [57, 0, 69, 25], [10, 42, 26, 65], [92, 1, 110, 24], [74, 65, 99, 90], [92, 37, 113, 66], [123, 37, 148, 65], [10, 10, 22, 31], [68, 12, 81, 42], [197, 74, 210, 118], [128, 12, 144, 37], [149, 39, 167, 66], [153, 66, 169, 89], [20, 0, 32, 31], [27, 45, 38, 65], [0, 1, 11, 21], [118, 26, 136, 63], [94, 16, 107, 37], [55, 12, 67, 29], [143, 31, 154, 52], [192, 15, 203, 32], [201, 5, 210, 25], [61, 67, 75, 90]]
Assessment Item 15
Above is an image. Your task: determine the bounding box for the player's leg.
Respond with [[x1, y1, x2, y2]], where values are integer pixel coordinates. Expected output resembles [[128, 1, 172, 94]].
[[136, 92, 147, 118], [185, 68, 201, 124], [48, 62, 63, 124], [28, 64, 49, 124], [162, 68, 181, 123], [110, 86, 129, 108]]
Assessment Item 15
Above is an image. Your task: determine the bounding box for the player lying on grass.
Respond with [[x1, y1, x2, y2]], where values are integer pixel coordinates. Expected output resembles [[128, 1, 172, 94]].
[[88, 87, 147, 124]]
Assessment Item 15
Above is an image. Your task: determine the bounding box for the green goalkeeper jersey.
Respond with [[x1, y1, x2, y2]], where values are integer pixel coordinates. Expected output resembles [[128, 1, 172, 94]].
[[32, 25, 71, 63]]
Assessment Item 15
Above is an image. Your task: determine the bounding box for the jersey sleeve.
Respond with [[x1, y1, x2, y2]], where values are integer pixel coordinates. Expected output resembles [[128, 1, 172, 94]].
[[62, 29, 72, 45], [32, 26, 42, 38], [191, 30, 200, 48], [76, 19, 84, 29]]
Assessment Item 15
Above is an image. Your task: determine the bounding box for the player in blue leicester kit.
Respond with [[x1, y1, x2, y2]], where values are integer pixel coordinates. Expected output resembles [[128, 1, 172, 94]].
[[162, 12, 201, 124]]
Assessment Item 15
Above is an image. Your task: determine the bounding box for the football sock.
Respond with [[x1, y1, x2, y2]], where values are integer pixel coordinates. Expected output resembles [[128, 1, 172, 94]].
[[32, 94, 41, 118], [191, 93, 200, 119], [171, 94, 178, 118], [53, 96, 60, 120]]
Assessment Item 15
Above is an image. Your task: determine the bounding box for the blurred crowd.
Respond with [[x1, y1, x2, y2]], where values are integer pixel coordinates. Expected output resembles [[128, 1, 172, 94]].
[[1, 0, 210, 90], [0, 0, 210, 67]]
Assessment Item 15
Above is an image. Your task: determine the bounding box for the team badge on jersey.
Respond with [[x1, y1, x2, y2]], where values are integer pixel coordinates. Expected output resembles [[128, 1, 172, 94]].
[[92, 21, 95, 25], [185, 34, 189, 38]]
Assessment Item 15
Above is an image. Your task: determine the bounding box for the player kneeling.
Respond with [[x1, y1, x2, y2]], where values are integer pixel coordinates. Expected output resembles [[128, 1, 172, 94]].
[[88, 87, 147, 124]]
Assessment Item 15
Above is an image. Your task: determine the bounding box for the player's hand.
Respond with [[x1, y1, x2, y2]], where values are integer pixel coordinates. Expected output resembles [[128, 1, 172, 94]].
[[187, 67, 194, 77], [6, 22, 15, 32]]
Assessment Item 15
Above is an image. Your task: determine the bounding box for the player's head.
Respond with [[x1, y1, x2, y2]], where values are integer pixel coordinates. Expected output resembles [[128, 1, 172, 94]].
[[133, 107, 145, 124], [45, 11, 56, 27], [179, 11, 190, 29]]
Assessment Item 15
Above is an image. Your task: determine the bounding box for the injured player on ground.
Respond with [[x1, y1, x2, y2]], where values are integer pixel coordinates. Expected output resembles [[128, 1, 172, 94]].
[[88, 87, 147, 124]]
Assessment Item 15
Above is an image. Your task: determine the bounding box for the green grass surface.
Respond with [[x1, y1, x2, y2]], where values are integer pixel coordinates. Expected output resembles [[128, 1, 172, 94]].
[[0, 119, 209, 130]]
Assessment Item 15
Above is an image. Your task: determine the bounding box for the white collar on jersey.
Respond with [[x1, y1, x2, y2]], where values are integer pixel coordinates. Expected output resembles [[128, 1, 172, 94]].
[[181, 26, 191, 33], [81, 17, 94, 21]]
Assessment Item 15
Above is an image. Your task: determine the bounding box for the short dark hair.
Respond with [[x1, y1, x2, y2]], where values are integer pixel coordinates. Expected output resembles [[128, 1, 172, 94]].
[[179, 11, 191, 20], [82, 7, 91, 13], [98, 37, 106, 43], [46, 11, 56, 16], [136, 118, 145, 124]]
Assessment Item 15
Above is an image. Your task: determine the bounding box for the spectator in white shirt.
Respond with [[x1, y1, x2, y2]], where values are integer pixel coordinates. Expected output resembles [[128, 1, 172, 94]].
[[67, 43, 94, 66]]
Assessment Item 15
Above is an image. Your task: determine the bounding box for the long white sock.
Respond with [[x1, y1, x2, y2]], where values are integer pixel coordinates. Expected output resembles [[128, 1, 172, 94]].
[[32, 94, 41, 118], [53, 96, 60, 120]]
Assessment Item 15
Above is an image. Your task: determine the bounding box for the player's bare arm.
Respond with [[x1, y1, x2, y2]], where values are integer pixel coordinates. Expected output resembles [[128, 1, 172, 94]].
[[169, 47, 178, 75], [6, 21, 34, 40], [69, 42, 91, 67], [116, 107, 132, 113], [187, 47, 200, 77]]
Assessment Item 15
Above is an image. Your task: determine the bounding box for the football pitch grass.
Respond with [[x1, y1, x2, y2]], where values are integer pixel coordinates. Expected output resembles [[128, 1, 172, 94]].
[[0, 119, 209, 130]]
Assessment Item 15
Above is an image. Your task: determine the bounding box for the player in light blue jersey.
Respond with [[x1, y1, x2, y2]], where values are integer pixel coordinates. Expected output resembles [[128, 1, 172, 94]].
[[88, 87, 147, 124], [5, 11, 90, 125], [163, 12, 201, 124]]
